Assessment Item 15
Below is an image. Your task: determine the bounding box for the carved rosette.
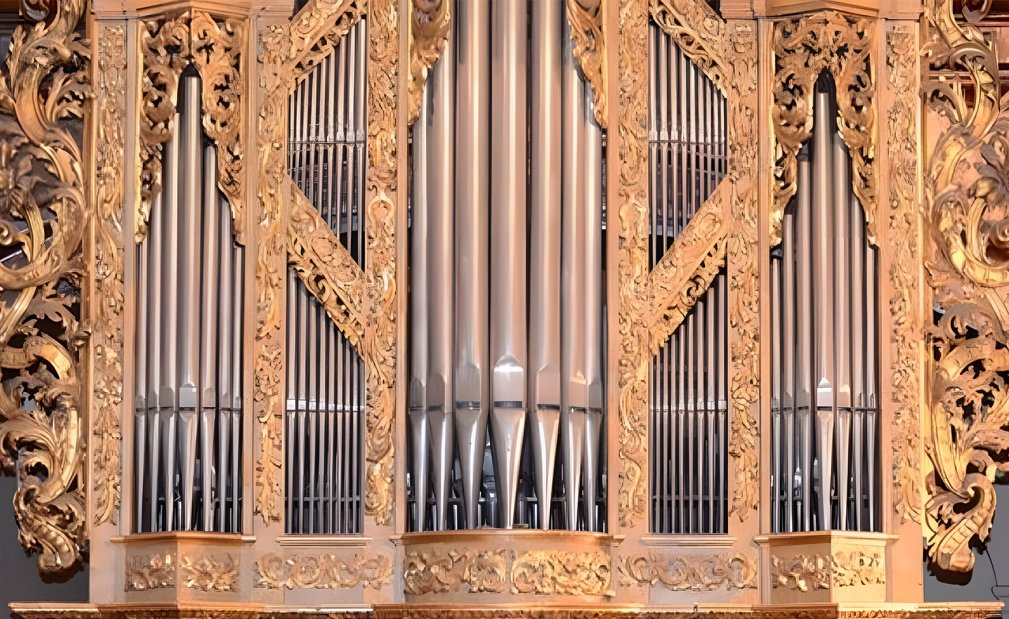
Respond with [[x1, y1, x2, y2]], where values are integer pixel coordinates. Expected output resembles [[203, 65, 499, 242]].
[[618, 552, 757, 591], [403, 549, 612, 597], [770, 12, 877, 248], [0, 0, 90, 575], [408, 0, 450, 126], [922, 0, 1009, 574], [256, 553, 392, 589], [770, 552, 884, 591], [885, 24, 924, 526], [139, 11, 246, 245], [93, 24, 127, 527], [566, 0, 606, 128]]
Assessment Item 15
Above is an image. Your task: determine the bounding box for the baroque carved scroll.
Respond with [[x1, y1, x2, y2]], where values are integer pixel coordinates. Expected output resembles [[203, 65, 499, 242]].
[[407, 0, 450, 127], [922, 0, 1009, 573], [0, 0, 90, 575], [770, 12, 877, 247], [138, 11, 246, 244]]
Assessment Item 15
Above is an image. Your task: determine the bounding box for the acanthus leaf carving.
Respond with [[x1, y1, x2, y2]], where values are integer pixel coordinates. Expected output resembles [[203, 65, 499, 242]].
[[566, 0, 606, 129], [618, 552, 757, 591], [0, 0, 90, 575], [407, 0, 450, 127], [770, 552, 884, 591], [256, 553, 391, 590]]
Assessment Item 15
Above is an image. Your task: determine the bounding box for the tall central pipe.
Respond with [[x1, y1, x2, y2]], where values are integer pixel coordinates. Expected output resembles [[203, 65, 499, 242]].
[[490, 0, 529, 530], [454, 0, 491, 530], [529, 0, 563, 530], [427, 34, 455, 532]]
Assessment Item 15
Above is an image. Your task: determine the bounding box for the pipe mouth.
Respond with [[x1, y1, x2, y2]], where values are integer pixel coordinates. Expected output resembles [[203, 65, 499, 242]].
[[493, 401, 524, 409]]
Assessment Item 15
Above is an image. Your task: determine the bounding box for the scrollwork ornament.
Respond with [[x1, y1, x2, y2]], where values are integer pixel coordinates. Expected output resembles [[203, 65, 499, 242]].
[[255, 553, 391, 590], [649, 0, 727, 95], [566, 0, 606, 128], [0, 0, 90, 575], [408, 0, 450, 127], [923, 0, 1009, 573], [618, 552, 757, 591], [770, 12, 877, 248], [92, 24, 126, 527]]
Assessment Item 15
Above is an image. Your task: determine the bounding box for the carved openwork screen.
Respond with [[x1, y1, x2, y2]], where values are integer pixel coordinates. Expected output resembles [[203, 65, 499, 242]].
[[133, 69, 246, 534], [407, 0, 607, 533], [769, 76, 880, 534], [647, 19, 729, 535], [283, 18, 368, 535]]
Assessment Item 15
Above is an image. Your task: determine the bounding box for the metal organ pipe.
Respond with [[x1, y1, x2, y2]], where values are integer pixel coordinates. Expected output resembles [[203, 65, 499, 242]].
[[406, 0, 606, 532], [454, 0, 490, 531], [770, 79, 880, 533], [134, 68, 244, 533], [528, 0, 561, 532]]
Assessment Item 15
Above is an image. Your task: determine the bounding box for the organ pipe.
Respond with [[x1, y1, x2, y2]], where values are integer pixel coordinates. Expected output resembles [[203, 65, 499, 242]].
[[406, 0, 606, 532], [134, 70, 244, 533], [528, 0, 561, 531], [454, 0, 490, 531], [770, 78, 880, 533]]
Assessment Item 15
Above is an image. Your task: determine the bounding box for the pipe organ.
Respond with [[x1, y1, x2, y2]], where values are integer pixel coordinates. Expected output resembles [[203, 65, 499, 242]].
[[284, 18, 368, 535], [407, 0, 606, 533], [648, 19, 729, 536], [133, 71, 246, 534], [8, 0, 1009, 617]]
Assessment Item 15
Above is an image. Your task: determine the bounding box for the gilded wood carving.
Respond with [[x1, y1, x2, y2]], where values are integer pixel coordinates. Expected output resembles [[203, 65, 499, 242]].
[[922, 0, 1009, 573], [403, 548, 612, 597], [256, 553, 391, 589], [770, 552, 884, 591], [288, 185, 366, 349], [618, 552, 757, 591], [138, 11, 246, 245], [885, 24, 924, 526], [567, 0, 606, 129], [362, 0, 400, 526], [254, 0, 365, 523], [407, 0, 450, 127], [770, 12, 877, 248], [0, 0, 89, 574], [93, 24, 127, 527]]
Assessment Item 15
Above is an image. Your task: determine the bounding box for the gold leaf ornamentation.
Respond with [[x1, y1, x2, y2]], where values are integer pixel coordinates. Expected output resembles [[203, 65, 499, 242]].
[[0, 0, 90, 575], [255, 553, 391, 589], [407, 0, 450, 126], [885, 24, 924, 525], [618, 552, 757, 591], [179, 553, 239, 592], [770, 12, 877, 248], [126, 554, 176, 591], [362, 0, 399, 526], [649, 0, 727, 94], [770, 552, 884, 591], [614, 0, 650, 531], [139, 11, 246, 244], [922, 0, 1009, 573], [511, 550, 613, 596], [566, 0, 606, 128], [288, 185, 365, 348], [404, 549, 510, 595], [93, 23, 127, 527]]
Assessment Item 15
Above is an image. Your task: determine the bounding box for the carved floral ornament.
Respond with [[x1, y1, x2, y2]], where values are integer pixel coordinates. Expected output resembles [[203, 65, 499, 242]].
[[770, 11, 877, 248], [923, 0, 1009, 574], [770, 552, 884, 591], [138, 11, 246, 245], [255, 553, 392, 590], [618, 552, 757, 591], [403, 548, 612, 597], [0, 0, 90, 576]]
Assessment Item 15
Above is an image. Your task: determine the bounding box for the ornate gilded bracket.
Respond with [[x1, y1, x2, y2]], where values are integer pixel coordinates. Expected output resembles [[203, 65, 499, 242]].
[[567, 0, 606, 129], [407, 0, 450, 127], [770, 11, 877, 248], [138, 11, 246, 245], [0, 0, 90, 575], [922, 0, 1009, 574], [649, 0, 728, 95]]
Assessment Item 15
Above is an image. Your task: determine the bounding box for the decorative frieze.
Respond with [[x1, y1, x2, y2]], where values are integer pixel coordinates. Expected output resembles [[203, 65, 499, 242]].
[[618, 552, 758, 591], [256, 553, 392, 590]]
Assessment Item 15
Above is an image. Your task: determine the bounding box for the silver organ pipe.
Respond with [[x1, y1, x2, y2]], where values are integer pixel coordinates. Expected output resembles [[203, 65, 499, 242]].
[[454, 0, 490, 531], [284, 19, 367, 534], [134, 71, 244, 533], [407, 0, 606, 532], [648, 21, 729, 535], [770, 77, 880, 533]]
